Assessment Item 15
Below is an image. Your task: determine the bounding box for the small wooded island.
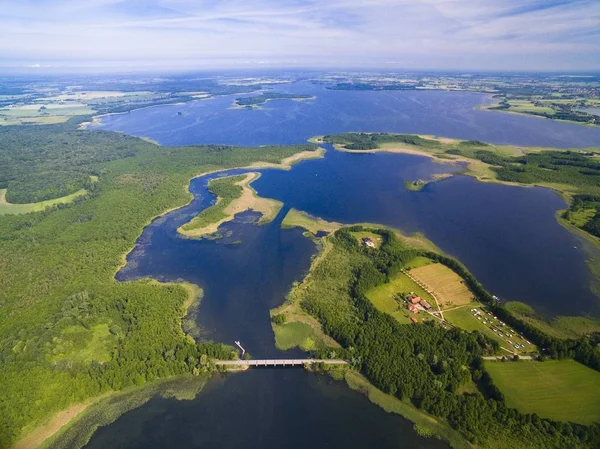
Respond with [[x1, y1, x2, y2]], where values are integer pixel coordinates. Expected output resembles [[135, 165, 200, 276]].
[[234, 92, 315, 109]]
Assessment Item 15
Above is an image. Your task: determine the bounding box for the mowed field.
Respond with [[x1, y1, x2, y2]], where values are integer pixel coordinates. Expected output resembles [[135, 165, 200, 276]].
[[484, 360, 600, 425], [409, 263, 474, 309]]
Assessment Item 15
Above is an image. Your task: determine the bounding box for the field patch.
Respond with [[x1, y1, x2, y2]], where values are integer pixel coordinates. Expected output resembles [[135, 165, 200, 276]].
[[272, 321, 323, 351], [0, 188, 88, 215], [409, 263, 474, 309], [50, 323, 118, 364], [484, 360, 600, 425], [281, 208, 340, 234]]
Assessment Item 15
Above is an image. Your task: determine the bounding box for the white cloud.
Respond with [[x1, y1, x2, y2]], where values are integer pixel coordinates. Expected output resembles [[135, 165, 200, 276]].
[[0, 0, 598, 70]]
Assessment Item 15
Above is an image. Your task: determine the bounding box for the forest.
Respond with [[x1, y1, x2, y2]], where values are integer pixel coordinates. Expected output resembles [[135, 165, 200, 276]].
[[0, 117, 318, 447], [298, 226, 600, 448]]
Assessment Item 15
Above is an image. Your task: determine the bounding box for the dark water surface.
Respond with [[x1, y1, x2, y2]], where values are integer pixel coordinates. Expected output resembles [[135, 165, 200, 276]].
[[85, 85, 600, 448], [97, 82, 600, 148]]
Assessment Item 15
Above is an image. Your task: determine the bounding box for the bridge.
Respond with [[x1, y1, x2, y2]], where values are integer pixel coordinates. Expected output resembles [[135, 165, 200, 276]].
[[214, 359, 349, 368]]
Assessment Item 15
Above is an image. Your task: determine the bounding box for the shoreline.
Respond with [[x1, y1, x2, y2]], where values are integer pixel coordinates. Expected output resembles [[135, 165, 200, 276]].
[[478, 101, 600, 129], [177, 172, 283, 238], [333, 143, 600, 253]]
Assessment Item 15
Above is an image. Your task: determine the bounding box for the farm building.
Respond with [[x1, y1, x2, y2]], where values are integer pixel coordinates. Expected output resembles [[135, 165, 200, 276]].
[[410, 317, 418, 324], [408, 304, 419, 314], [362, 237, 376, 248], [419, 300, 432, 310], [410, 296, 422, 304]]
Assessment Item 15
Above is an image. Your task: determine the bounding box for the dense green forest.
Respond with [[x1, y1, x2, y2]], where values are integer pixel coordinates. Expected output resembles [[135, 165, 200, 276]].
[[0, 117, 318, 447], [299, 226, 600, 448]]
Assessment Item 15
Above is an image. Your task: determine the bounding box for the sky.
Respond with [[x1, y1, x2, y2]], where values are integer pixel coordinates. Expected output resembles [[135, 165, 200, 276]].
[[0, 0, 599, 71]]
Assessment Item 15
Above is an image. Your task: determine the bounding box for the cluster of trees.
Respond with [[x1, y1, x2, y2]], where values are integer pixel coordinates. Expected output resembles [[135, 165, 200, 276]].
[[564, 194, 600, 239], [298, 226, 600, 448], [472, 150, 600, 191], [0, 119, 320, 446]]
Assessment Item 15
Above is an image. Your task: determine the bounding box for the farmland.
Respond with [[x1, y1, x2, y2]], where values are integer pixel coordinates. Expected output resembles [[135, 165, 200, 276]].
[[409, 262, 474, 309], [484, 360, 600, 425]]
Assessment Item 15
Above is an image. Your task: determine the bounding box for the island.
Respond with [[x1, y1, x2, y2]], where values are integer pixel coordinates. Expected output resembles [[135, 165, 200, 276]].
[[233, 92, 315, 109]]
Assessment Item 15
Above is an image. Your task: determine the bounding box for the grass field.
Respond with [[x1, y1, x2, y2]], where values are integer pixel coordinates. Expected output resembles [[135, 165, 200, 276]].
[[365, 271, 436, 324], [0, 188, 88, 215], [444, 304, 533, 354], [51, 324, 118, 364], [409, 263, 474, 309], [281, 208, 340, 234], [272, 321, 325, 351], [484, 360, 600, 425]]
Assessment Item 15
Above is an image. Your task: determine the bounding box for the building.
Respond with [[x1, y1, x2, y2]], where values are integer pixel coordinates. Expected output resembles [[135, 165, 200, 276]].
[[410, 296, 421, 304], [410, 317, 418, 324], [408, 304, 419, 314], [362, 237, 376, 248], [419, 300, 432, 310]]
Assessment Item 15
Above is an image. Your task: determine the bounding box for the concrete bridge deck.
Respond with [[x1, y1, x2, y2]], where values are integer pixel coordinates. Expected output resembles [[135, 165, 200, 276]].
[[214, 359, 349, 367]]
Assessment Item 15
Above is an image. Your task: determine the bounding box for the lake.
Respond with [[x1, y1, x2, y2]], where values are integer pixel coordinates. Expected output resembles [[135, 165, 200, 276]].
[[83, 84, 600, 448], [97, 83, 600, 148]]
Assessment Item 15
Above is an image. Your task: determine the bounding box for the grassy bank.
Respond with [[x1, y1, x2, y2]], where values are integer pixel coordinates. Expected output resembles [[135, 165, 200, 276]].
[[505, 301, 600, 339], [281, 208, 341, 235], [344, 371, 473, 449], [36, 374, 211, 449]]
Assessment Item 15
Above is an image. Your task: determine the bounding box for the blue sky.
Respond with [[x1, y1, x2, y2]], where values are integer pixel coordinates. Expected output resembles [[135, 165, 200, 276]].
[[1, 0, 599, 71]]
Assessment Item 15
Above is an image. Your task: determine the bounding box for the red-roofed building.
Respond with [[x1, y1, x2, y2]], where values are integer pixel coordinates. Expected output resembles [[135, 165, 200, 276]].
[[410, 317, 418, 324], [410, 296, 421, 304], [408, 304, 419, 314]]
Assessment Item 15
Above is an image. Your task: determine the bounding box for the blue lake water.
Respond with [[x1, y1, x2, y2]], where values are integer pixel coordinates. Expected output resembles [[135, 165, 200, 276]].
[[97, 83, 600, 148], [83, 83, 600, 448]]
